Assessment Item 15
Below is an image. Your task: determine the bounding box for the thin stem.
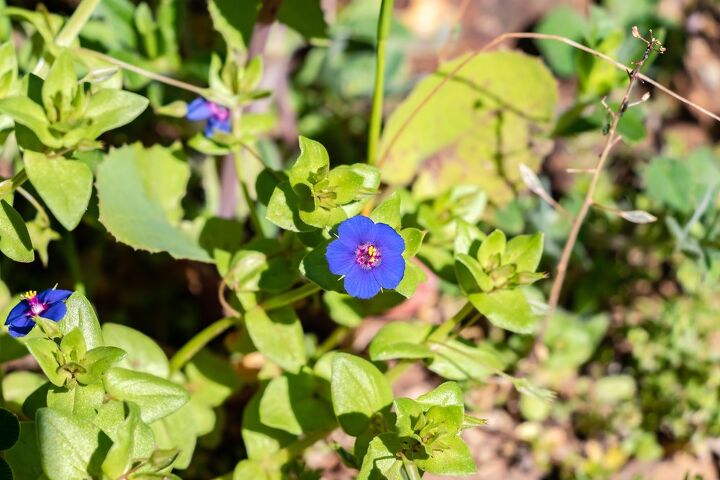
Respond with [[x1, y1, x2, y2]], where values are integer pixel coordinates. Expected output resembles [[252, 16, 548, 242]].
[[64, 232, 85, 295], [376, 31, 719, 168], [17, 187, 50, 225], [385, 301, 475, 382], [400, 453, 422, 480], [76, 47, 208, 97], [54, 0, 100, 47], [367, 0, 394, 165], [232, 146, 265, 238], [169, 317, 236, 374], [534, 37, 657, 359], [0, 169, 28, 197], [260, 283, 321, 311], [316, 326, 349, 357]]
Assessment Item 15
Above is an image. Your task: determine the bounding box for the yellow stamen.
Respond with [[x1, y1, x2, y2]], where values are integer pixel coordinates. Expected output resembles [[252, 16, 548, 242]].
[[23, 290, 37, 300]]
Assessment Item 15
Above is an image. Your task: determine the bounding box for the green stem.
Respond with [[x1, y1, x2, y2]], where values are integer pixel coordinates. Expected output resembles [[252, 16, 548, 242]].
[[54, 0, 101, 47], [232, 148, 265, 239], [385, 301, 475, 382], [260, 283, 321, 311], [0, 169, 28, 197], [400, 453, 421, 480], [316, 326, 348, 357], [366, 0, 394, 165], [76, 47, 209, 97], [169, 317, 236, 374], [64, 232, 85, 295]]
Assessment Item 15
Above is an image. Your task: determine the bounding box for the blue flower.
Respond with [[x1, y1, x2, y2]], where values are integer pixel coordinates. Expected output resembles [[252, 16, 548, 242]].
[[186, 97, 231, 137], [5, 289, 73, 337], [326, 216, 405, 299]]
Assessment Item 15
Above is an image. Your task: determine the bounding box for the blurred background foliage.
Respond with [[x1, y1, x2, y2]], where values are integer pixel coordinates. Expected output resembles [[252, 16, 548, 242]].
[[1, 0, 720, 478]]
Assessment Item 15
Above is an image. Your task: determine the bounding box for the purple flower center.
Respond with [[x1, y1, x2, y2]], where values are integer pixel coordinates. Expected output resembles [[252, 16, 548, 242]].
[[208, 102, 230, 122], [24, 291, 46, 316], [355, 243, 381, 270]]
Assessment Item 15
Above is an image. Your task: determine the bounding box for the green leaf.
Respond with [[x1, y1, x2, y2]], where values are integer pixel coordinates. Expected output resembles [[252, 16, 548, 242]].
[[0, 200, 34, 263], [370, 193, 401, 229], [455, 253, 492, 294], [428, 339, 505, 381], [534, 6, 586, 77], [84, 89, 149, 138], [415, 434, 476, 475], [0, 408, 19, 450], [185, 349, 241, 407], [24, 151, 93, 230], [393, 261, 426, 298], [242, 390, 294, 460], [379, 51, 557, 205], [502, 233, 543, 272], [101, 403, 139, 479], [76, 346, 126, 385], [368, 321, 433, 361], [245, 306, 306, 373], [265, 180, 314, 232], [400, 228, 425, 259], [330, 353, 393, 436], [97, 143, 211, 262], [0, 96, 60, 148], [207, 0, 257, 50], [323, 291, 363, 327], [61, 292, 103, 350], [36, 408, 108, 480], [41, 50, 77, 120], [103, 367, 189, 423], [277, 0, 328, 39], [5, 421, 42, 480], [259, 373, 335, 435], [288, 136, 329, 187], [46, 382, 105, 419], [357, 433, 403, 480], [477, 230, 506, 269], [101, 323, 169, 378], [25, 337, 65, 387], [0, 331, 26, 363], [417, 381, 464, 408], [149, 403, 197, 469], [642, 156, 694, 213], [300, 240, 344, 293], [468, 289, 537, 334]]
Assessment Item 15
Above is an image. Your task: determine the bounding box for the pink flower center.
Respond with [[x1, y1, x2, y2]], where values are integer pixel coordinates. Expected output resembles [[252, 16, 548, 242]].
[[356, 243, 381, 270], [23, 291, 47, 316], [208, 102, 230, 122]]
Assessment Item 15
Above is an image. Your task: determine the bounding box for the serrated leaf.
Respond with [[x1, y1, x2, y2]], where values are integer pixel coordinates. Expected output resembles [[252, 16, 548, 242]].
[[24, 151, 93, 230]]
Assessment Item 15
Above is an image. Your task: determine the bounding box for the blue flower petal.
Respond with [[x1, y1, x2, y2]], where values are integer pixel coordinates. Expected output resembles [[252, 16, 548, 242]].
[[374, 254, 405, 289], [8, 323, 34, 337], [326, 239, 356, 276], [5, 300, 30, 327], [41, 302, 67, 322], [337, 216, 375, 248], [36, 289, 72, 305], [373, 223, 405, 256], [344, 266, 381, 299], [186, 98, 213, 121]]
